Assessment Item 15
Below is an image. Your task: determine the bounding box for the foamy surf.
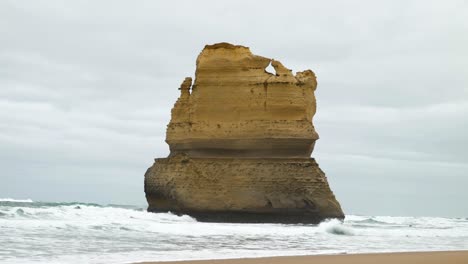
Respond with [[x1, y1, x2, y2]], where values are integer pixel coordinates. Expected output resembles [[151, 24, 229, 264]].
[[318, 219, 355, 235], [0, 198, 34, 203], [1, 199, 467, 264]]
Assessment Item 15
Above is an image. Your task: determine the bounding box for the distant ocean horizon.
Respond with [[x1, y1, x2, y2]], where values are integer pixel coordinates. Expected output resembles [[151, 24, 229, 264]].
[[1, 198, 467, 264]]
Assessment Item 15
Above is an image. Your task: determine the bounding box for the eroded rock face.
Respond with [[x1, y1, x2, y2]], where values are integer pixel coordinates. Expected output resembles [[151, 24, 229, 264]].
[[145, 42, 344, 223]]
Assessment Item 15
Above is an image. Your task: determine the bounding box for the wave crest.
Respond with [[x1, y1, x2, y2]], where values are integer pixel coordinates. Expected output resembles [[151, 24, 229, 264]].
[[318, 219, 354, 236], [0, 198, 33, 203]]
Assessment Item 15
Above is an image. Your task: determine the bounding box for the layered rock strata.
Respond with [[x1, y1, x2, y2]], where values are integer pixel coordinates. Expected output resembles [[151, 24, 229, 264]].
[[145, 42, 344, 223]]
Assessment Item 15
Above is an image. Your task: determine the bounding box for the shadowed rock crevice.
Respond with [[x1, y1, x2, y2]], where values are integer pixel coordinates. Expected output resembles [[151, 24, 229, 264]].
[[144, 42, 344, 223]]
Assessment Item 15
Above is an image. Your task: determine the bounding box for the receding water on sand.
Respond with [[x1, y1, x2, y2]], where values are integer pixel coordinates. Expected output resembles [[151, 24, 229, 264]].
[[1, 199, 467, 264]]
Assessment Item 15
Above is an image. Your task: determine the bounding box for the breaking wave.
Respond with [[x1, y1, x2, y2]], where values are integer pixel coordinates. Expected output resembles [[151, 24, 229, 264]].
[[1, 199, 467, 264], [0, 198, 33, 203], [318, 219, 355, 235]]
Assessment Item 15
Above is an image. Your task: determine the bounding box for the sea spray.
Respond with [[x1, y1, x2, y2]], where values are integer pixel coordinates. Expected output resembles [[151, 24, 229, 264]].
[[1, 199, 467, 264], [0, 198, 33, 203], [318, 219, 355, 235]]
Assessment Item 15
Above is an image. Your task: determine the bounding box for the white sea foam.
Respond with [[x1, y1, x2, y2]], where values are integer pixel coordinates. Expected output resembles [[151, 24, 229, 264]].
[[0, 198, 33, 203], [318, 219, 355, 235], [1, 200, 467, 264]]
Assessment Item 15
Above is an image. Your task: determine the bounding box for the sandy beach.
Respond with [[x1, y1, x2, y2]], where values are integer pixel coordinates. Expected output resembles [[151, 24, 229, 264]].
[[137, 251, 468, 264]]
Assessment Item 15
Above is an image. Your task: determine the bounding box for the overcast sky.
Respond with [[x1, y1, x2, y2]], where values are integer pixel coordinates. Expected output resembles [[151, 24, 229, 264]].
[[1, 0, 467, 217]]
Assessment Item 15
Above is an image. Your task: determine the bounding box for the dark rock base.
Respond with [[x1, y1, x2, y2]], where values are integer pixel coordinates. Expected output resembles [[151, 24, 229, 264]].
[[147, 208, 343, 224], [145, 155, 344, 224]]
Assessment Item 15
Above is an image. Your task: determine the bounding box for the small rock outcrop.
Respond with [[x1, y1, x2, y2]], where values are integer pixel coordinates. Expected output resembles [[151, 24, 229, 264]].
[[144, 42, 344, 223]]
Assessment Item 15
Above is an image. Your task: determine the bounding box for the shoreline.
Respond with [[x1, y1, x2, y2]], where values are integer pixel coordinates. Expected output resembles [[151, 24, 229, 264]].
[[135, 250, 468, 264]]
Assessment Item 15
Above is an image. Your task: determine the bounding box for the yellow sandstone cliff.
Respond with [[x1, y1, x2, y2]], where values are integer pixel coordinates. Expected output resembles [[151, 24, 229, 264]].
[[144, 43, 344, 223]]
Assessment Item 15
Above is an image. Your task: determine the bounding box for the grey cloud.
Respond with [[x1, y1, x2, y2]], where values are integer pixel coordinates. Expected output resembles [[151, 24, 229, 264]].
[[315, 101, 468, 164], [0, 0, 467, 216]]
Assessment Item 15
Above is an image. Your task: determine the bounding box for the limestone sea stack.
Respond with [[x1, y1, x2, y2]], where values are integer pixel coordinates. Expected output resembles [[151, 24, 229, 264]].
[[144, 42, 344, 223]]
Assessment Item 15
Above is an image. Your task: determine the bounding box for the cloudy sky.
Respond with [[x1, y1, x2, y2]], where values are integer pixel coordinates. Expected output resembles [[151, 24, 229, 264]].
[[1, 0, 467, 217]]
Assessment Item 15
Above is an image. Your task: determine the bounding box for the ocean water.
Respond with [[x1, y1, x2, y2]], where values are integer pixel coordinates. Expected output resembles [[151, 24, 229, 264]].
[[0, 199, 467, 264]]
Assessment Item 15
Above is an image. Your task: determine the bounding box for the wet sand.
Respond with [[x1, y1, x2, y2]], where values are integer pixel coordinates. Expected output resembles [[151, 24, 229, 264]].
[[136, 250, 468, 264]]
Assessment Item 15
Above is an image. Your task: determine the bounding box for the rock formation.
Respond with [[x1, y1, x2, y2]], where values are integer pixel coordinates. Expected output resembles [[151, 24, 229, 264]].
[[144, 42, 344, 223]]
